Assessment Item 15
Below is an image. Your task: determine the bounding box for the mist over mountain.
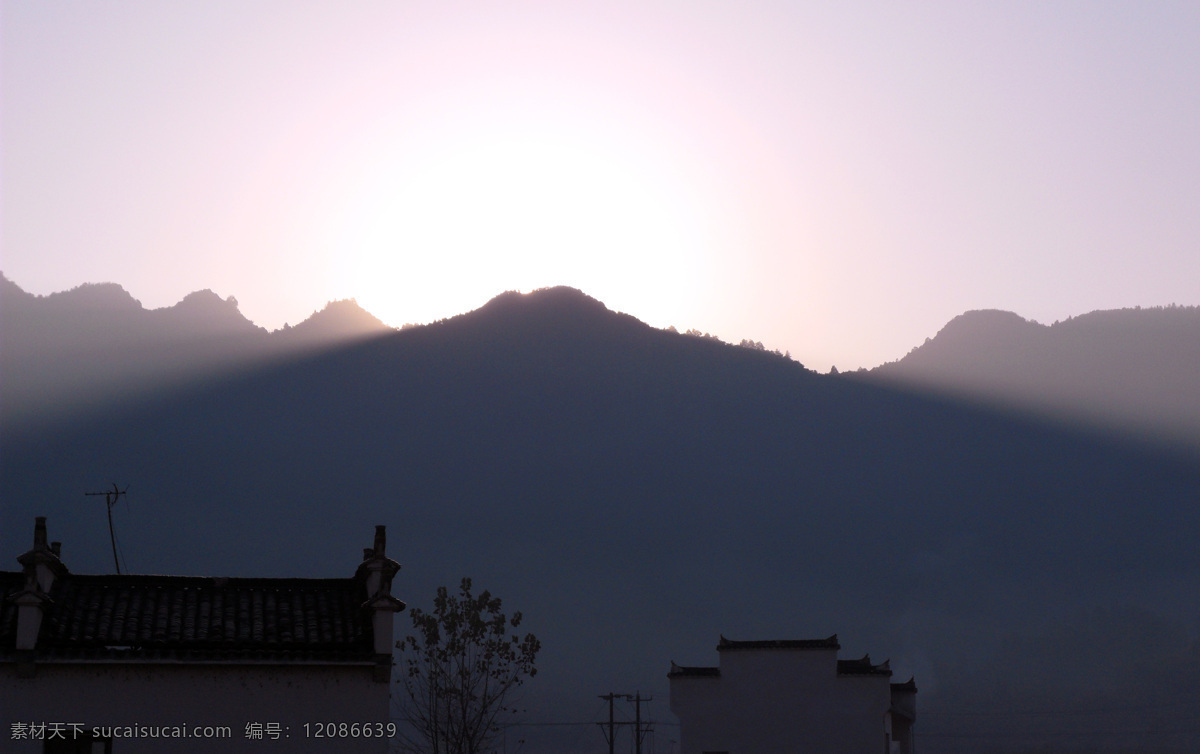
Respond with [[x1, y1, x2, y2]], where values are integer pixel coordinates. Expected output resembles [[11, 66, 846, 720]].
[[3, 281, 1199, 752], [0, 273, 393, 429], [870, 306, 1200, 449]]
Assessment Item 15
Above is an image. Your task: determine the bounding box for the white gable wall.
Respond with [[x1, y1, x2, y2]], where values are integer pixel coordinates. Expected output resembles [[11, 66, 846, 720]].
[[671, 648, 892, 754], [2, 662, 388, 753]]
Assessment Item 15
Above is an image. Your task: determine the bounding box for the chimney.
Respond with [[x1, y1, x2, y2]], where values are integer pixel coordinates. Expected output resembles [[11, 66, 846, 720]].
[[12, 517, 69, 652], [17, 517, 67, 594], [356, 524, 405, 681]]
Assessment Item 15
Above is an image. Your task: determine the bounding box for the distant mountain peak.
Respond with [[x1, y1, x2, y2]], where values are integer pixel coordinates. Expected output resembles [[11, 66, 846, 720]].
[[279, 298, 393, 341], [934, 309, 1040, 337], [456, 287, 633, 337], [480, 286, 609, 314], [156, 288, 264, 335], [871, 304, 1200, 448], [173, 288, 241, 312], [945, 308, 1033, 325], [896, 309, 1043, 363], [0, 272, 37, 305], [44, 280, 144, 312]]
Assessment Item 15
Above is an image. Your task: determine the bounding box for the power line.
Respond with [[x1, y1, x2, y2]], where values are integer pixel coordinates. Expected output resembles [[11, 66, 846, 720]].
[[924, 697, 1200, 717], [598, 692, 654, 754]]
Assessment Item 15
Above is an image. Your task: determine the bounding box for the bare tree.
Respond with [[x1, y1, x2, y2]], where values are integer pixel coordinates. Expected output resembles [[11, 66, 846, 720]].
[[396, 578, 540, 754]]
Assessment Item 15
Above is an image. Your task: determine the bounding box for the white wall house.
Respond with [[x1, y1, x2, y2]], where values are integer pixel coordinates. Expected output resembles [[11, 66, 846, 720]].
[[1, 517, 404, 753], [669, 635, 916, 754]]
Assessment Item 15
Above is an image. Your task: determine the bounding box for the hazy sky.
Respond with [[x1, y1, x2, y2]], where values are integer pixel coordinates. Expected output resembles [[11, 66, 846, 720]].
[[4, 2, 1199, 370]]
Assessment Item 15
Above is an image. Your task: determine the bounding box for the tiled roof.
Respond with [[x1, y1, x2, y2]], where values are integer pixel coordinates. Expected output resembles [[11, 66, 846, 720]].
[[1, 571, 374, 663], [891, 677, 918, 693], [717, 634, 840, 651], [668, 661, 720, 678], [837, 654, 892, 677]]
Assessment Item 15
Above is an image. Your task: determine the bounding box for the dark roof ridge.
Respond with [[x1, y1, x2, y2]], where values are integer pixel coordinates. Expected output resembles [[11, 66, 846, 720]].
[[1, 570, 374, 658], [717, 634, 840, 651], [837, 654, 893, 677], [891, 677, 918, 692], [23, 572, 360, 586], [668, 661, 720, 678]]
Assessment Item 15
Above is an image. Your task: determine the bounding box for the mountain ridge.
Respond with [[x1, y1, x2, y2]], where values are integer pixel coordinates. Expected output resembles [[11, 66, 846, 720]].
[[0, 271, 390, 336], [2, 274, 1199, 752], [8, 270, 1200, 450], [870, 303, 1200, 448], [0, 272, 396, 429]]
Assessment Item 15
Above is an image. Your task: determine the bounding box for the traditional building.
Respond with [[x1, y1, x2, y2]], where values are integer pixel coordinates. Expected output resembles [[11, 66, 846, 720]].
[[1, 517, 404, 753], [669, 635, 916, 754]]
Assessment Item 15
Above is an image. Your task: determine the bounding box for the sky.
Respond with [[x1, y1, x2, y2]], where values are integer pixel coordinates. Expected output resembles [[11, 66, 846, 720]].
[[3, 2, 1199, 371]]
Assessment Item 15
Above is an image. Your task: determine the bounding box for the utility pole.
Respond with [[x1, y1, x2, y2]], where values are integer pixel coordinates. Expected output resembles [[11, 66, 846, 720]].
[[84, 482, 127, 573], [598, 693, 626, 754], [598, 692, 653, 754], [633, 692, 653, 754]]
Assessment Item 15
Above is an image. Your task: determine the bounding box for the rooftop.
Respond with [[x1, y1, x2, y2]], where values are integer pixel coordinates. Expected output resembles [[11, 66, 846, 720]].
[[717, 634, 841, 651], [1, 572, 373, 662], [667, 662, 720, 678], [1, 517, 402, 668], [837, 654, 892, 677]]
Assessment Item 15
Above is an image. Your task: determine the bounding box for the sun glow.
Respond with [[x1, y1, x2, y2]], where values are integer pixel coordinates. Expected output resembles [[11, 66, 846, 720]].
[[325, 120, 712, 328]]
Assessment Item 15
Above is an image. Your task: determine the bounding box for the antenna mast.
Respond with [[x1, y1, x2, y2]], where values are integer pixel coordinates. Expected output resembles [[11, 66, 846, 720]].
[[84, 482, 127, 573]]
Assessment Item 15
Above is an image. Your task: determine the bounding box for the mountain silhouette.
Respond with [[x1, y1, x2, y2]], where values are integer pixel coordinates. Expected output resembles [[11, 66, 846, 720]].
[[0, 273, 393, 430], [870, 306, 1200, 449], [2, 280, 1199, 752], [277, 298, 391, 342], [157, 289, 266, 336]]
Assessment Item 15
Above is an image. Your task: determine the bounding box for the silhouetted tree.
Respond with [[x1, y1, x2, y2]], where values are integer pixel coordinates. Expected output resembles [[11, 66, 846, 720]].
[[396, 578, 540, 754]]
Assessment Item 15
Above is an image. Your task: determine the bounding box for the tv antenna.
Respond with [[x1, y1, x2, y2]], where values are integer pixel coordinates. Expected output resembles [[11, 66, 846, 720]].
[[84, 482, 128, 573]]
